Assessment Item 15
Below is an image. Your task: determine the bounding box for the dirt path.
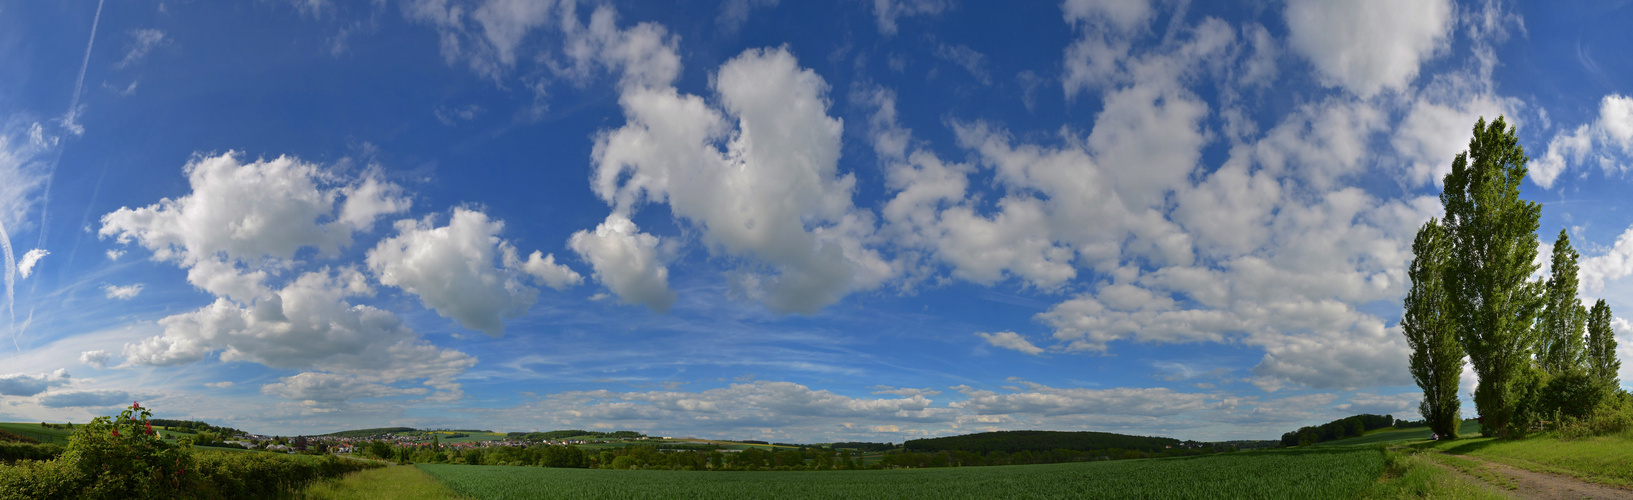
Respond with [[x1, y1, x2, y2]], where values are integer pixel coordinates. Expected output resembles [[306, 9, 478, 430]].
[[1436, 452, 1633, 499]]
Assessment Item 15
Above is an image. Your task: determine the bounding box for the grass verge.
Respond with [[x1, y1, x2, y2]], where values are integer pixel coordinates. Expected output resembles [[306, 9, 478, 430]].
[[297, 465, 469, 500], [1359, 446, 1509, 499]]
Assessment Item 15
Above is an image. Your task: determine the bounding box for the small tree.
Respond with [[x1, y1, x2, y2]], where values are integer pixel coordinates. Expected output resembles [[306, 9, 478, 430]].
[[1403, 218, 1464, 438]]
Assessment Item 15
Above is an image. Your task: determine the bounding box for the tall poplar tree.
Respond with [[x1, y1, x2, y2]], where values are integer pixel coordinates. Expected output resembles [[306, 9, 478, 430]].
[[1403, 218, 1463, 438], [1538, 229, 1587, 375], [1439, 116, 1544, 438], [1586, 299, 1620, 390]]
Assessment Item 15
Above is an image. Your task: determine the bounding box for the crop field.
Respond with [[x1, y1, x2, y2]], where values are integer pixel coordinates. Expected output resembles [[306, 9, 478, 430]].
[[0, 422, 74, 444], [418, 446, 1384, 499]]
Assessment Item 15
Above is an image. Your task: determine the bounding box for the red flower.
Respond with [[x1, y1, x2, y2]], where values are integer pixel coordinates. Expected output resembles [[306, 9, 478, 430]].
[[132, 401, 141, 409], [145, 422, 155, 435], [112, 429, 120, 437]]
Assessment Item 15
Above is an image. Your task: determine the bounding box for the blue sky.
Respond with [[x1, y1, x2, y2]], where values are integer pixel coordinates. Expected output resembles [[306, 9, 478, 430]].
[[1, 0, 1631, 443]]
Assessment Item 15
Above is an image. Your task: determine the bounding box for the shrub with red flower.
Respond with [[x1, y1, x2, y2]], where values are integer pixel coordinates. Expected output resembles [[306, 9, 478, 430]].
[[60, 401, 195, 498]]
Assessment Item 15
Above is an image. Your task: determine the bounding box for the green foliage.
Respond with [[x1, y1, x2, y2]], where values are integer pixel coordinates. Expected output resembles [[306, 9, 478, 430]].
[[1540, 370, 1610, 421], [365, 440, 395, 461], [1403, 218, 1465, 439], [417, 447, 1387, 499], [1439, 116, 1544, 438], [1538, 229, 1588, 375], [1553, 391, 1633, 439], [902, 430, 1177, 454]]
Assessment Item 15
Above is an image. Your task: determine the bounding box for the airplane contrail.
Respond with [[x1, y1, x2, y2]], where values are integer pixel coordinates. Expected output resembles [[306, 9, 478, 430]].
[[2, 216, 16, 351], [37, 0, 105, 250]]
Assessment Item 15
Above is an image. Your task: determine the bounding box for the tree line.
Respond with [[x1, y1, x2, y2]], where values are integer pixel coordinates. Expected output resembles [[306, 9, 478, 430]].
[[503, 430, 645, 441], [1405, 117, 1626, 440]]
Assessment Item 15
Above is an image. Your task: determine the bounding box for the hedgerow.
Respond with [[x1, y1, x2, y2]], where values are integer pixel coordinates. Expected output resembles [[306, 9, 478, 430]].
[[0, 402, 380, 500]]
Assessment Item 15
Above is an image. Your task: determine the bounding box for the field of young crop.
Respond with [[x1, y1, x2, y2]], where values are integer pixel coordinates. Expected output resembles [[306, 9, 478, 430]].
[[418, 446, 1385, 499]]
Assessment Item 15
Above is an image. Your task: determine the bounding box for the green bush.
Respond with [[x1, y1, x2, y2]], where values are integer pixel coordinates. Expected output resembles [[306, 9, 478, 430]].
[[1555, 391, 1633, 439], [1541, 371, 1610, 420]]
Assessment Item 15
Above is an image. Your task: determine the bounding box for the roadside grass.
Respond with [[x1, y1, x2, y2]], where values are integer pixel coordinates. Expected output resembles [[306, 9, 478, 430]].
[[1410, 431, 1633, 488], [1361, 447, 1509, 499], [1414, 449, 1518, 491], [297, 465, 469, 500]]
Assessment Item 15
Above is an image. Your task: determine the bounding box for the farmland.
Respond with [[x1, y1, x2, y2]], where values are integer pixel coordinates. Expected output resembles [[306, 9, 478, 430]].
[[416, 447, 1390, 499]]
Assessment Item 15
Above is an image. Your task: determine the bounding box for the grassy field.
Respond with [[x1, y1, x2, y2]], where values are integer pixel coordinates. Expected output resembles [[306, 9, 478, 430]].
[[415, 447, 1402, 499], [1318, 420, 1484, 447], [1411, 431, 1633, 488]]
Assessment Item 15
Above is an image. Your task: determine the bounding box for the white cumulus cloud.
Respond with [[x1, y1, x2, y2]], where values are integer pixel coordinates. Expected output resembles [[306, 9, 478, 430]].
[[367, 208, 579, 336], [1283, 0, 1453, 97]]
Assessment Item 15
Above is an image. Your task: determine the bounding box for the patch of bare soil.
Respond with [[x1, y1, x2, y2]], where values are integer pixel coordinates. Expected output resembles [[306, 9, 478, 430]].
[[1440, 452, 1633, 499]]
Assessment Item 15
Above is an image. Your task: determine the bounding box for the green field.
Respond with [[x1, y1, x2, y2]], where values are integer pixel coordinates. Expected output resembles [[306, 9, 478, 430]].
[[1318, 421, 1484, 447], [416, 447, 1387, 499]]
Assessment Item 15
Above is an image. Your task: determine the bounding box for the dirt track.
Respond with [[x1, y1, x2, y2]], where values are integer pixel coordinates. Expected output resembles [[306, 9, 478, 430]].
[[1435, 452, 1633, 499]]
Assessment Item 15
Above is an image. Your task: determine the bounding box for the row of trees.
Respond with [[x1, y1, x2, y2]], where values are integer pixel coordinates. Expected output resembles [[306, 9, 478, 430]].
[[1406, 117, 1623, 439]]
